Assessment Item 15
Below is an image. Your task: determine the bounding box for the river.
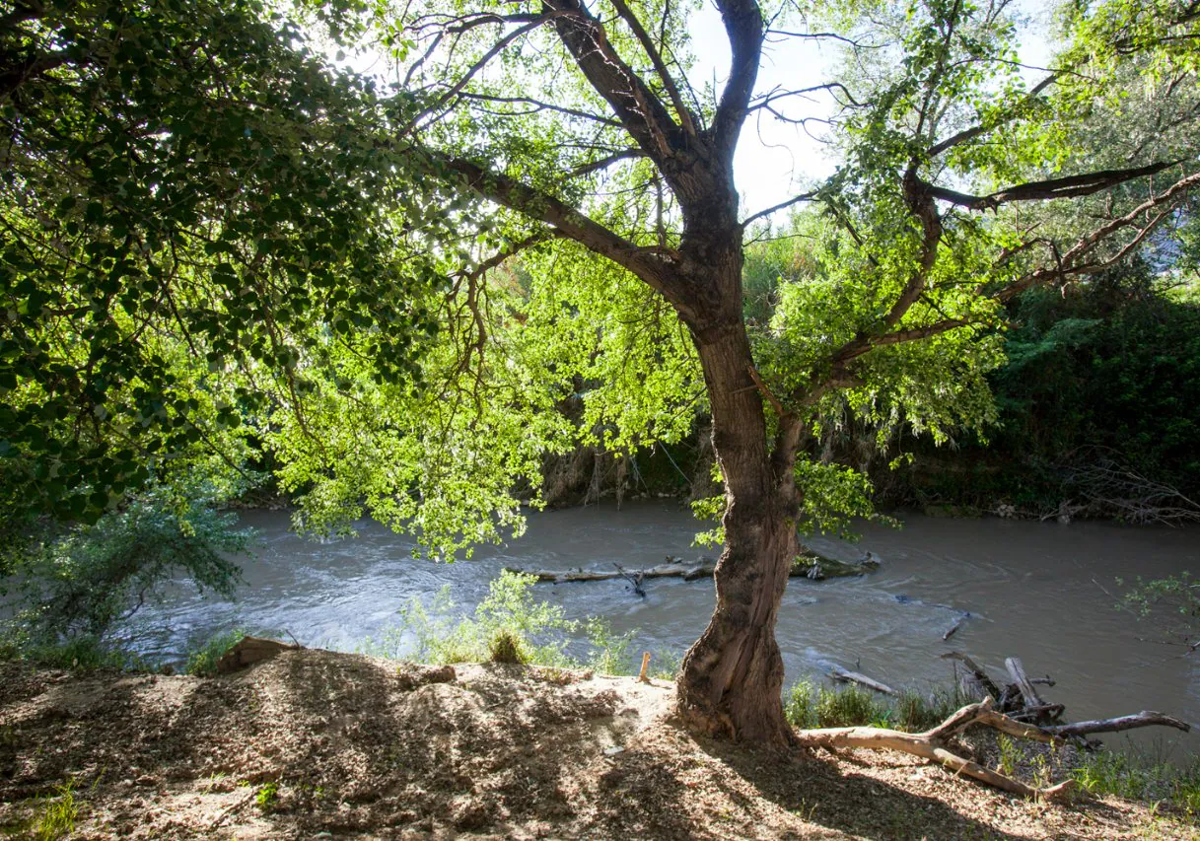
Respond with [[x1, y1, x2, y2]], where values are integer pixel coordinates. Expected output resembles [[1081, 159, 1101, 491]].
[[121, 501, 1200, 754]]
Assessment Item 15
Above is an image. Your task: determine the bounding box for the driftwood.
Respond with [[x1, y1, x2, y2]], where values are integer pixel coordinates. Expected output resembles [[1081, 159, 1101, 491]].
[[505, 559, 715, 584], [1044, 711, 1191, 738], [942, 614, 969, 641], [941, 651, 1002, 700], [795, 697, 1076, 800], [508, 551, 881, 587], [829, 665, 898, 696], [1005, 657, 1046, 708], [809, 650, 1191, 799], [216, 635, 301, 674]]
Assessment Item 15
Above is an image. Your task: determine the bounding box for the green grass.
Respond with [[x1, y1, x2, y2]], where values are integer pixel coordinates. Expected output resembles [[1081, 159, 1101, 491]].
[[784, 680, 973, 731], [1072, 746, 1200, 818], [184, 628, 248, 676], [32, 780, 78, 841]]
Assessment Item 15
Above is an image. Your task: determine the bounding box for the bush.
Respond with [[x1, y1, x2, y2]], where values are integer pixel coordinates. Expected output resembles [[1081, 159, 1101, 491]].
[[362, 571, 576, 667], [362, 571, 650, 674], [1, 481, 252, 655]]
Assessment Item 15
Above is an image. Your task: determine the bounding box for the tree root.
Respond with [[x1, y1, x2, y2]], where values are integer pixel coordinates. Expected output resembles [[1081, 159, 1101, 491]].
[[794, 697, 1077, 800]]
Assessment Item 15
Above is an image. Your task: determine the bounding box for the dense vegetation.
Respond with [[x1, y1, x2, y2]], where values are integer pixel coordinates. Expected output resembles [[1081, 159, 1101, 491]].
[[3, 0, 1200, 748]]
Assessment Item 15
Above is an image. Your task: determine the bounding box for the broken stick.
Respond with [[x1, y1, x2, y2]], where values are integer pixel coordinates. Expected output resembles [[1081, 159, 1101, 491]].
[[829, 665, 897, 696]]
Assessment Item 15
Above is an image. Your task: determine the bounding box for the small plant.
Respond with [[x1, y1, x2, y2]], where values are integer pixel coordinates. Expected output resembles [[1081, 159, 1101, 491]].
[[363, 571, 577, 666], [185, 628, 247, 676], [255, 781, 278, 811], [583, 617, 637, 675], [33, 779, 78, 841], [996, 735, 1021, 776], [815, 684, 882, 728], [488, 630, 527, 664]]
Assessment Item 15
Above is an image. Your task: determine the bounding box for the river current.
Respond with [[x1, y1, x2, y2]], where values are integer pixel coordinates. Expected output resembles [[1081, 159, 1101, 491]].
[[121, 501, 1200, 754]]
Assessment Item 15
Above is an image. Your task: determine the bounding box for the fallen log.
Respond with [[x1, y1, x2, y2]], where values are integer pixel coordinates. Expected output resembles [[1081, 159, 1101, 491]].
[[508, 550, 880, 586], [829, 665, 897, 696], [940, 651, 1002, 700], [1005, 657, 1046, 708], [1043, 711, 1191, 738], [794, 697, 1076, 800]]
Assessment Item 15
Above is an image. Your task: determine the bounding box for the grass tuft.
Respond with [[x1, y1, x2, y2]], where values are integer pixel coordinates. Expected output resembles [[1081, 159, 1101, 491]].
[[487, 630, 527, 664], [784, 680, 975, 731], [185, 628, 247, 676], [33, 779, 78, 841]]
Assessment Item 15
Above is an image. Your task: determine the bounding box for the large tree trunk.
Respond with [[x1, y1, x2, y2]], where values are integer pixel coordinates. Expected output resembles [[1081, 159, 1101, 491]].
[[672, 250, 800, 744]]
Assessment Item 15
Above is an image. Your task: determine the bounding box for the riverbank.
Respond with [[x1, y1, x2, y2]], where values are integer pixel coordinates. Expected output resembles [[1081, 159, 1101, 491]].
[[1, 648, 1195, 840]]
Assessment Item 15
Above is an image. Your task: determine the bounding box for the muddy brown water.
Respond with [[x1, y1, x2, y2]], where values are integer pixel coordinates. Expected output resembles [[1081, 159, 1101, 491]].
[[121, 502, 1200, 755]]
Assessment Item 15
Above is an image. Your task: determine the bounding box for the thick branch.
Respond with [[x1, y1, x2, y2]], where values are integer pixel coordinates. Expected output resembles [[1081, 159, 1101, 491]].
[[1043, 711, 1190, 738], [606, 0, 698, 137], [926, 161, 1182, 210], [993, 170, 1200, 301], [544, 0, 683, 161], [712, 0, 764, 155], [441, 156, 689, 314]]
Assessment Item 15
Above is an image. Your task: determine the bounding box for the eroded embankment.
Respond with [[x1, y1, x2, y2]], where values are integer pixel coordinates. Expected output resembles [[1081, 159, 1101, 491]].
[[0, 649, 1193, 839]]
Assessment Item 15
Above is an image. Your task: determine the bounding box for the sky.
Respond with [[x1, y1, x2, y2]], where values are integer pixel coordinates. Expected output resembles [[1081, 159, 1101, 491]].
[[685, 0, 1060, 220], [331, 0, 1060, 224]]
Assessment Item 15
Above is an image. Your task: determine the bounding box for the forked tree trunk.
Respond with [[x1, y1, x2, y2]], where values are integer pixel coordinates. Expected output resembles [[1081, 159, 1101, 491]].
[[673, 278, 800, 744]]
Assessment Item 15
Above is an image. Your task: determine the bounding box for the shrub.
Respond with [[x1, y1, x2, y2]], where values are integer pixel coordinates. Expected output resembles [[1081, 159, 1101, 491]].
[[185, 629, 248, 676], [362, 571, 652, 674], [364, 570, 576, 666], [1, 481, 252, 656], [488, 630, 527, 664]]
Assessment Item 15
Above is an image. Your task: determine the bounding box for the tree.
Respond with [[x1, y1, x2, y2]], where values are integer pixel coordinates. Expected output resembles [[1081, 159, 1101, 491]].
[[303, 0, 1200, 743], [5, 0, 1200, 748]]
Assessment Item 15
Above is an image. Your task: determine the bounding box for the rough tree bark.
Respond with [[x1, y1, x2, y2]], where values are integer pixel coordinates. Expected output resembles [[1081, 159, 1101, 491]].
[[674, 308, 801, 744]]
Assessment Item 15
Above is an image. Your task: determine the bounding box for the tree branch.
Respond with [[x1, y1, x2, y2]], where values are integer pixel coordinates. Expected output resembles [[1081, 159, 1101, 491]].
[[927, 73, 1059, 158], [741, 190, 818, 227], [606, 0, 698, 137], [926, 161, 1183, 210], [712, 0, 764, 155], [439, 155, 690, 315]]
